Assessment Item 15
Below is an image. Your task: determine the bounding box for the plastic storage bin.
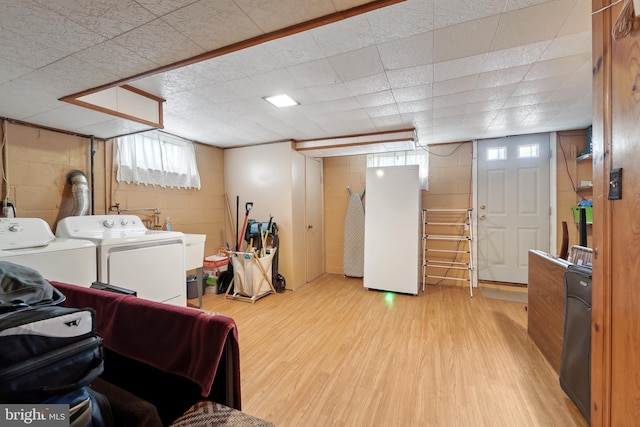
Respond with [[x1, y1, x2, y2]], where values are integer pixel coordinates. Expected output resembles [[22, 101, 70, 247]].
[[203, 255, 229, 288], [186, 273, 209, 299]]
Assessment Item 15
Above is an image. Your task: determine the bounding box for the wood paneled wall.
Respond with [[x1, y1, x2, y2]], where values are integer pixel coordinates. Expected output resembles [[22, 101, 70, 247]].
[[591, 0, 640, 425]]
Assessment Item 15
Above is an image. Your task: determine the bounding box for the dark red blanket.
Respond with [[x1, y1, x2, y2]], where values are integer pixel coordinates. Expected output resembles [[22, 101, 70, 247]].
[[51, 282, 240, 408]]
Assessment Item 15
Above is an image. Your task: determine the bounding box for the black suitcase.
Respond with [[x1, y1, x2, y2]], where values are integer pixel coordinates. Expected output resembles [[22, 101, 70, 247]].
[[0, 305, 104, 403], [559, 264, 592, 423]]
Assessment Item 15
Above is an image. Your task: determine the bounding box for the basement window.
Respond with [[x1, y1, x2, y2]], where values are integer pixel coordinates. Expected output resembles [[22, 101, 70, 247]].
[[115, 131, 201, 189], [366, 150, 429, 190], [487, 147, 506, 161]]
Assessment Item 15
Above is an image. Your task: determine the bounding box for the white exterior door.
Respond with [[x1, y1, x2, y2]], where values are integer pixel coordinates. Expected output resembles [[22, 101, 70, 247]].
[[305, 157, 324, 282], [477, 134, 550, 284]]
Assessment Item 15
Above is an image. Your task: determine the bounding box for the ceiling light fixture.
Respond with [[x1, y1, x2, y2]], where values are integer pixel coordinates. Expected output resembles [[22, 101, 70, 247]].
[[264, 94, 299, 108]]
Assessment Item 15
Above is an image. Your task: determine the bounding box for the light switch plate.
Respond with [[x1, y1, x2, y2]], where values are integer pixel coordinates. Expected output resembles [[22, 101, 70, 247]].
[[635, 0, 640, 17]]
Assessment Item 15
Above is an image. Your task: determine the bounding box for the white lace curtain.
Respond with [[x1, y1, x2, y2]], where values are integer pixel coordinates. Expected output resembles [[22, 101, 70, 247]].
[[115, 131, 201, 189], [366, 150, 429, 190]]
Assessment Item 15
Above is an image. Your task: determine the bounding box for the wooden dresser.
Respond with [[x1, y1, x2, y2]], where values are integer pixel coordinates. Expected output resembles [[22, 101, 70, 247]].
[[527, 250, 570, 373]]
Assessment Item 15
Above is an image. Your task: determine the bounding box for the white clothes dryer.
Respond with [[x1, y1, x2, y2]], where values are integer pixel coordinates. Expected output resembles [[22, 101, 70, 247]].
[[0, 218, 96, 286], [56, 215, 187, 306]]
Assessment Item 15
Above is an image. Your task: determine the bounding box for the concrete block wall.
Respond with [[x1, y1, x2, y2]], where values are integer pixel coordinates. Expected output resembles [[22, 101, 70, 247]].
[[1, 120, 226, 259]]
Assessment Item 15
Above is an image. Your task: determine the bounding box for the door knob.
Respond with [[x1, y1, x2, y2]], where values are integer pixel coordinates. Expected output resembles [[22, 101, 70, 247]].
[[480, 205, 486, 210], [480, 215, 486, 220]]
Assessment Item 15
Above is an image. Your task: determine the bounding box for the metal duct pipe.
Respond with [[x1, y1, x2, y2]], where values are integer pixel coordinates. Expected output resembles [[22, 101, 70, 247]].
[[66, 170, 90, 216]]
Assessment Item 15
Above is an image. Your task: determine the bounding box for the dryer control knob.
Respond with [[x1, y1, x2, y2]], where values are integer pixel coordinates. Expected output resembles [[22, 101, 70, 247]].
[[8, 225, 22, 232], [102, 219, 115, 228], [120, 219, 128, 226]]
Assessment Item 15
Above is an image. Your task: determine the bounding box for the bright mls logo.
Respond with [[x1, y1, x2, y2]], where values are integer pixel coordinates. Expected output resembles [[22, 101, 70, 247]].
[[1, 405, 68, 426]]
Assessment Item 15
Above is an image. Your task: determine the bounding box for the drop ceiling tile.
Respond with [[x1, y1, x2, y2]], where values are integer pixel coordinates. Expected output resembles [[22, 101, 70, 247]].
[[36, 0, 157, 39], [329, 46, 384, 82], [40, 56, 120, 93], [465, 99, 508, 115], [262, 32, 326, 68], [475, 65, 530, 89], [74, 118, 153, 140], [558, 0, 591, 36], [432, 75, 477, 97], [433, 0, 505, 28], [432, 104, 466, 119], [133, 66, 212, 97], [14, 69, 87, 98], [310, 15, 376, 57], [370, 114, 405, 129], [219, 77, 266, 99], [189, 57, 251, 82], [0, 1, 105, 56], [112, 18, 204, 66], [161, 0, 263, 51], [366, 0, 435, 43], [387, 64, 433, 89], [491, 0, 576, 51], [0, 81, 64, 120], [378, 32, 434, 70], [220, 44, 283, 77], [432, 91, 473, 109], [434, 54, 486, 82], [0, 28, 69, 69], [468, 83, 519, 103], [482, 41, 550, 72], [539, 31, 591, 61], [392, 84, 432, 103], [503, 0, 550, 12], [287, 59, 340, 87], [355, 90, 395, 108], [0, 59, 33, 84], [71, 40, 158, 81], [397, 99, 431, 114], [433, 14, 500, 62], [512, 75, 567, 96], [503, 92, 553, 109], [524, 53, 591, 81], [365, 103, 400, 118], [25, 104, 115, 131], [250, 69, 305, 94], [234, 0, 336, 33], [344, 73, 391, 96], [306, 83, 351, 102], [134, 0, 199, 17]]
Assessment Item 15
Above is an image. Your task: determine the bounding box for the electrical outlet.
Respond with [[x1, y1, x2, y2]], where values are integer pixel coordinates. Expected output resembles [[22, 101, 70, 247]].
[[608, 168, 622, 200]]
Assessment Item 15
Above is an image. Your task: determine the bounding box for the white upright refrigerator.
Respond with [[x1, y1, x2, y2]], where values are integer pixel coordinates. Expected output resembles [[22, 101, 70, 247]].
[[363, 165, 421, 295]]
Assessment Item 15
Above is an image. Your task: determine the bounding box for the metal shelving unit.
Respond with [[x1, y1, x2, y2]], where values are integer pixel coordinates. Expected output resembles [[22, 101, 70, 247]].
[[422, 208, 475, 297]]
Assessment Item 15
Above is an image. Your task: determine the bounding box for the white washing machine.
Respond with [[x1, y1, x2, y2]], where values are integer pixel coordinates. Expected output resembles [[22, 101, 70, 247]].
[[0, 218, 97, 286], [56, 215, 187, 306]]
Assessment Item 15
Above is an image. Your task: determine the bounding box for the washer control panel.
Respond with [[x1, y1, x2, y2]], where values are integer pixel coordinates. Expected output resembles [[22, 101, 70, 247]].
[[0, 218, 55, 250]]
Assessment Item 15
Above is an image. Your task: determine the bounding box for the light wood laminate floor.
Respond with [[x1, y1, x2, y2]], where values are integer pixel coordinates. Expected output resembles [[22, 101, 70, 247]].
[[196, 274, 587, 427]]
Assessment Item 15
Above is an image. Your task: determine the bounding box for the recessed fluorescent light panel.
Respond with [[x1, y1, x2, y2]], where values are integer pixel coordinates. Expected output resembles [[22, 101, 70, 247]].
[[264, 94, 298, 108]]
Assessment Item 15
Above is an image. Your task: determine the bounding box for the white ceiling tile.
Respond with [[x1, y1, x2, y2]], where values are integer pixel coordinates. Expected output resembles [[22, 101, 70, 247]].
[[287, 59, 340, 87], [0, 81, 64, 120], [503, 0, 550, 12], [25, 104, 116, 131], [262, 32, 326, 67], [468, 83, 519, 103], [344, 73, 390, 96], [306, 83, 351, 102], [465, 99, 508, 115], [397, 99, 431, 114], [112, 18, 204, 66], [0, 1, 105, 56], [433, 0, 505, 28], [36, 0, 157, 39], [392, 84, 432, 102], [432, 104, 466, 119], [378, 32, 434, 70], [434, 54, 486, 82], [356, 91, 395, 108], [219, 77, 266, 99], [250, 69, 305, 95], [475, 65, 530, 89], [162, 0, 263, 51], [367, 0, 435, 43], [74, 118, 153, 139], [71, 40, 158, 81], [512, 75, 568, 96], [432, 91, 473, 109], [433, 14, 500, 62], [310, 15, 376, 57], [234, 0, 336, 33], [387, 65, 433, 89], [558, 0, 591, 36], [135, 0, 199, 17], [483, 41, 551, 72], [0, 59, 34, 84], [370, 114, 405, 129], [133, 66, 213, 97], [365, 103, 400, 118], [0, 28, 68, 69], [220, 44, 283, 77], [491, 0, 577, 51], [329, 46, 384, 82], [524, 53, 591, 81], [539, 31, 591, 61], [432, 75, 477, 97]]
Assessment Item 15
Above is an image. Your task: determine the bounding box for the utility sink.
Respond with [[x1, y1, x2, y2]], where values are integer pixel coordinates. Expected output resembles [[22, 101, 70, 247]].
[[184, 234, 206, 271]]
